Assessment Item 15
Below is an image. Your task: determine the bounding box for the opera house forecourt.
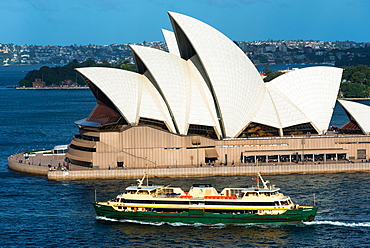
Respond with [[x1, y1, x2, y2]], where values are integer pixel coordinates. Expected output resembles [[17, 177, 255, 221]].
[[63, 11, 370, 171]]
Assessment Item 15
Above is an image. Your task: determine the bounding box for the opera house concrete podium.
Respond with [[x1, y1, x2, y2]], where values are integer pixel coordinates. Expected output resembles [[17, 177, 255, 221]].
[[66, 12, 370, 169]]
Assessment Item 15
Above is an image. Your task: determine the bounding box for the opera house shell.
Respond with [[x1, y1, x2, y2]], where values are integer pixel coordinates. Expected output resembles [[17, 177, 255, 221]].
[[67, 12, 370, 169]]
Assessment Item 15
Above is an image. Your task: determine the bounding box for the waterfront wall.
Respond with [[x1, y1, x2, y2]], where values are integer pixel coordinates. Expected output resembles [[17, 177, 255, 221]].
[[8, 155, 370, 181], [49, 162, 370, 181], [8, 157, 49, 176]]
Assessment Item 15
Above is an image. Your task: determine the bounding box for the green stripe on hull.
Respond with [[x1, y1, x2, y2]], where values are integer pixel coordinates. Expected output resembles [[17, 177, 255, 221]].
[[93, 203, 318, 225]]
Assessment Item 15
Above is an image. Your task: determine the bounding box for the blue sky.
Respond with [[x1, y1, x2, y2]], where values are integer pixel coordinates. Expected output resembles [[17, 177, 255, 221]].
[[1, 0, 370, 45]]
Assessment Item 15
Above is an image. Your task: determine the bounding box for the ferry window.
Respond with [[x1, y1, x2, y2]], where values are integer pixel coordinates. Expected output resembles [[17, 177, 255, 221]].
[[164, 189, 174, 194], [231, 189, 242, 196]]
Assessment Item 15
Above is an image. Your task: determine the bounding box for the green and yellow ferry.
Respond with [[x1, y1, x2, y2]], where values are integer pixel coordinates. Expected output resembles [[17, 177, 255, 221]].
[[93, 173, 317, 225]]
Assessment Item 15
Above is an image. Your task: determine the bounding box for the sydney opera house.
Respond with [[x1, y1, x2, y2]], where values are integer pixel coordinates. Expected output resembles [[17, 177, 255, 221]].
[[66, 12, 370, 169]]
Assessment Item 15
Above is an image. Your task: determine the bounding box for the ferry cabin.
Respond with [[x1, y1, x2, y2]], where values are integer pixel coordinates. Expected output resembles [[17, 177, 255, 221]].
[[102, 183, 296, 215]]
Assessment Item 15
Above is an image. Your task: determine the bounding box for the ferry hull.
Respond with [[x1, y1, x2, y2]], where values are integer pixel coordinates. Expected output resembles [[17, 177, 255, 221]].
[[93, 203, 318, 225]]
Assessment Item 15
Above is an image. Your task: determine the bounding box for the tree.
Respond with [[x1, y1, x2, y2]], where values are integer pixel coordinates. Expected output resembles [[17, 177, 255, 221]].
[[81, 58, 96, 67], [18, 79, 31, 87], [119, 61, 135, 71], [340, 65, 370, 97], [264, 71, 285, 82], [340, 82, 367, 98], [342, 64, 370, 85]]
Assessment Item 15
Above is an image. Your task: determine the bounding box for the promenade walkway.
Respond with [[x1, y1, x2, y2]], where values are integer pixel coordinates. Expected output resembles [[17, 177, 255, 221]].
[[8, 152, 370, 181]]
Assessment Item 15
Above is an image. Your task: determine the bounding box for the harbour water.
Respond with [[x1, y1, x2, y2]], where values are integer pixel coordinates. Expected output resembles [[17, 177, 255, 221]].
[[1, 65, 370, 247]]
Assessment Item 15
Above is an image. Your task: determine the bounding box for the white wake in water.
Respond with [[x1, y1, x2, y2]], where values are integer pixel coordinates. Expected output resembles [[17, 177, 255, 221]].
[[96, 216, 227, 227], [96, 216, 165, 226], [305, 220, 370, 227]]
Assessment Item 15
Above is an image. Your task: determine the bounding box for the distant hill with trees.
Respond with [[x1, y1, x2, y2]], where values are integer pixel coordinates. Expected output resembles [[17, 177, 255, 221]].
[[340, 64, 370, 98], [18, 59, 135, 87]]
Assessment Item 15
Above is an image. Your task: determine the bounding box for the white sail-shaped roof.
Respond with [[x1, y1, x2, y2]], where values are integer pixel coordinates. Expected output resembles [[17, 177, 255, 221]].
[[266, 83, 311, 128], [161, 29, 180, 56], [77, 12, 344, 139], [251, 89, 283, 130], [338, 100, 370, 134], [137, 78, 176, 133], [267, 66, 343, 134], [131, 44, 190, 135], [168, 11, 265, 138], [187, 58, 221, 137], [130, 45, 220, 136], [76, 67, 175, 133]]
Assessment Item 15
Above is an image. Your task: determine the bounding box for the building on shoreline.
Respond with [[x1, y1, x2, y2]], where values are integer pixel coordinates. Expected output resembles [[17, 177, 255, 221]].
[[66, 12, 370, 169]]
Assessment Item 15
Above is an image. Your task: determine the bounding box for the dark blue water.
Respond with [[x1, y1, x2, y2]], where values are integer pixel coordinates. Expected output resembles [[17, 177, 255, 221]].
[[1, 65, 370, 247]]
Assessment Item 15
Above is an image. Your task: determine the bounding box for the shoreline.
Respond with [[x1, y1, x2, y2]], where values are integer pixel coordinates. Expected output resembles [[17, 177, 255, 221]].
[[8, 153, 370, 181], [340, 98, 370, 101]]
